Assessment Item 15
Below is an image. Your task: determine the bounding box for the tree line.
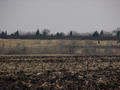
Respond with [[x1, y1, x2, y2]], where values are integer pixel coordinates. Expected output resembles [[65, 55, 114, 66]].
[[0, 28, 120, 40]]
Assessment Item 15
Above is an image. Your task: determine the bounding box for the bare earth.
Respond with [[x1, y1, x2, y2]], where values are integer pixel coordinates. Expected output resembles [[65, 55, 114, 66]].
[[0, 55, 120, 90]]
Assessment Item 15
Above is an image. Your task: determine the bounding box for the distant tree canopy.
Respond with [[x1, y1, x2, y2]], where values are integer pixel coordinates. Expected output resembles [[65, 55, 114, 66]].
[[116, 31, 120, 36], [113, 27, 120, 36], [55, 32, 65, 37], [11, 30, 19, 36], [42, 29, 50, 36], [92, 31, 99, 37], [100, 30, 104, 36], [36, 29, 40, 36], [69, 31, 73, 37], [1, 27, 120, 40], [0, 31, 7, 36]]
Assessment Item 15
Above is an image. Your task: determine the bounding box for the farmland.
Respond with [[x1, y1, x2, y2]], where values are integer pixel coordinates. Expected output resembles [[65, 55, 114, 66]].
[[0, 55, 120, 90], [0, 39, 120, 89], [0, 39, 120, 55]]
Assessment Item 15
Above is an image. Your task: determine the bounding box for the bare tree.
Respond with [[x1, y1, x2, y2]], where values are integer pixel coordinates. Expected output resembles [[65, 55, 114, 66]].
[[42, 29, 50, 36]]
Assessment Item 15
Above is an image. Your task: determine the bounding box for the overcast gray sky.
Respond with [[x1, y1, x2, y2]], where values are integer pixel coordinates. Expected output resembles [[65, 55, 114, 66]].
[[0, 0, 120, 34]]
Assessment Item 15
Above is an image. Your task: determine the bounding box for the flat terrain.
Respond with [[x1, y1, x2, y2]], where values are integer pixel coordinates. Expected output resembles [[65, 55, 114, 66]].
[[0, 39, 120, 55], [0, 55, 120, 90]]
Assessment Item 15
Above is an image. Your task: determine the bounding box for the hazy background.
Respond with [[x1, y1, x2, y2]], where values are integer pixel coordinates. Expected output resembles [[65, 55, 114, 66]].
[[0, 0, 120, 34]]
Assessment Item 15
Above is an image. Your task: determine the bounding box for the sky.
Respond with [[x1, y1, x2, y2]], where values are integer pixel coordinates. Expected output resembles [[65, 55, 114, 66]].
[[0, 0, 120, 34]]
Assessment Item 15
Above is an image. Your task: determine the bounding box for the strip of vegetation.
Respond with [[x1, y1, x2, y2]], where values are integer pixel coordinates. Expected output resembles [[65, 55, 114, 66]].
[[1, 27, 120, 40]]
